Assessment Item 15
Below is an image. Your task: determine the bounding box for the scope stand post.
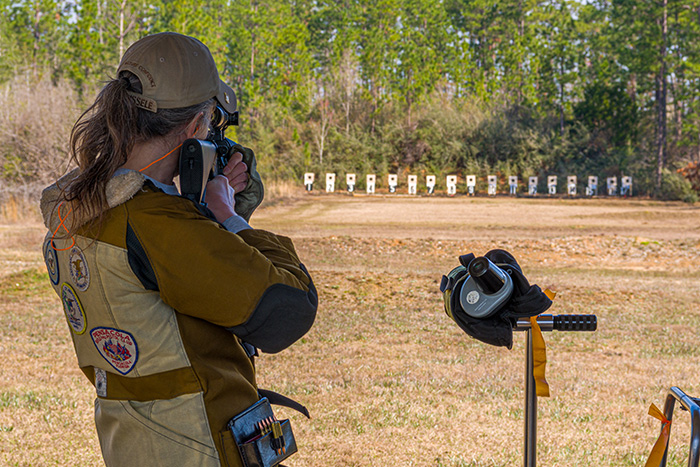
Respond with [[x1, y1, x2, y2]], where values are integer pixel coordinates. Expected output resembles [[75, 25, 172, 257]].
[[515, 314, 597, 467], [524, 327, 537, 467]]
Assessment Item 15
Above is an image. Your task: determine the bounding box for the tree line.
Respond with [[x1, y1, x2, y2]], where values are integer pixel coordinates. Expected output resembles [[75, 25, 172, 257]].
[[1, 0, 699, 201]]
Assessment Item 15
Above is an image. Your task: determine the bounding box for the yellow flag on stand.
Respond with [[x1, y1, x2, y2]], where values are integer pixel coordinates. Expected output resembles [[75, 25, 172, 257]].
[[644, 403, 671, 467], [529, 316, 550, 398]]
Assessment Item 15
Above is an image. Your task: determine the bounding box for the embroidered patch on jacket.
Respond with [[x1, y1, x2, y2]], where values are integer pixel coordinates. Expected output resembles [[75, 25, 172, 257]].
[[69, 247, 90, 291], [43, 239, 60, 285], [94, 367, 107, 397], [90, 327, 138, 375], [61, 283, 87, 335]]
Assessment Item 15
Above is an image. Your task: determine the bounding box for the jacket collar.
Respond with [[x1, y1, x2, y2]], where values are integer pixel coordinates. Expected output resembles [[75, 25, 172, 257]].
[[40, 168, 146, 232]]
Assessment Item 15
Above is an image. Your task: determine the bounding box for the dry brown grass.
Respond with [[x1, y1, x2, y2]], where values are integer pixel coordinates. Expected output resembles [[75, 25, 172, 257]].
[[0, 195, 42, 224], [1, 195, 699, 466], [0, 77, 79, 190], [261, 179, 308, 208]]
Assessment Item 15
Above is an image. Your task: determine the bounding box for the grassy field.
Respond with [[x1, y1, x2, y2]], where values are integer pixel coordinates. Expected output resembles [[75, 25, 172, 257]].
[[1, 194, 699, 466]]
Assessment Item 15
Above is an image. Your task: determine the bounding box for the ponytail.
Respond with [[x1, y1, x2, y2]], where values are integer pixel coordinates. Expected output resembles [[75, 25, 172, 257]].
[[62, 72, 214, 235]]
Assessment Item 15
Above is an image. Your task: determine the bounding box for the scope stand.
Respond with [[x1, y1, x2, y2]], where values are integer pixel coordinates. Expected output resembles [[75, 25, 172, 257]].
[[514, 314, 597, 467], [660, 387, 700, 467]]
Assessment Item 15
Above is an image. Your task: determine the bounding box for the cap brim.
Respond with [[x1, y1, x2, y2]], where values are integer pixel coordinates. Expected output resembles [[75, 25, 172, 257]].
[[216, 80, 237, 113]]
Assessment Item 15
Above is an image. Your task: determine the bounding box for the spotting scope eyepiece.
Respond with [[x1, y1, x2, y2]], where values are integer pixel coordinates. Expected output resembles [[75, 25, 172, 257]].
[[459, 257, 514, 319], [469, 257, 507, 294]]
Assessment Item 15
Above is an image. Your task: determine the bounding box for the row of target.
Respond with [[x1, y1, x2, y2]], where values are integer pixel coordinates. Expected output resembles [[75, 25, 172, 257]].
[[303, 173, 634, 196]]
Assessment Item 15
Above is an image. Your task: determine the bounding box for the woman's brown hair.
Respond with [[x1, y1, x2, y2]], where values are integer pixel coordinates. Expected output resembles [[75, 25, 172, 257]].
[[63, 71, 214, 234]]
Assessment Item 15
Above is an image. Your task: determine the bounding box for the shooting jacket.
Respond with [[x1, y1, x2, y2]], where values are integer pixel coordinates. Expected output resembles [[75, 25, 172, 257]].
[[40, 169, 317, 467]]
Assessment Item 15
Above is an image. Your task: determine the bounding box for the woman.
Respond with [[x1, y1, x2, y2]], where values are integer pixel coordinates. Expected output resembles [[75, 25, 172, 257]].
[[40, 32, 317, 467]]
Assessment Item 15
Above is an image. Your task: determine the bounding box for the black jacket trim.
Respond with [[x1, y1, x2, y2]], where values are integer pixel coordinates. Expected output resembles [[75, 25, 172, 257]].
[[126, 221, 159, 291]]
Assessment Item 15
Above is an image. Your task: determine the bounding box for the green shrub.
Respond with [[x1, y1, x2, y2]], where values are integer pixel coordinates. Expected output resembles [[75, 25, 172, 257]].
[[659, 169, 699, 203]]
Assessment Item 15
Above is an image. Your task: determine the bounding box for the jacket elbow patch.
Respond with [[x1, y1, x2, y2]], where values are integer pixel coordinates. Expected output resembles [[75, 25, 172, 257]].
[[229, 281, 318, 353]]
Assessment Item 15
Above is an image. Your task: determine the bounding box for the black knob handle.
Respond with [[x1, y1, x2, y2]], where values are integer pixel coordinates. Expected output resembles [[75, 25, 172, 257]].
[[553, 315, 597, 332]]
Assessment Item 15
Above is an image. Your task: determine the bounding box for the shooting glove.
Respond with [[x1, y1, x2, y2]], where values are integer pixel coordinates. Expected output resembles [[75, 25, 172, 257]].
[[440, 249, 552, 349], [232, 143, 264, 222]]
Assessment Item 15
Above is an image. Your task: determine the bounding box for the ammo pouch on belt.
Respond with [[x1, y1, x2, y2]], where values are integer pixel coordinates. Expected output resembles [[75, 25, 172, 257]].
[[228, 397, 297, 467], [441, 249, 552, 349]]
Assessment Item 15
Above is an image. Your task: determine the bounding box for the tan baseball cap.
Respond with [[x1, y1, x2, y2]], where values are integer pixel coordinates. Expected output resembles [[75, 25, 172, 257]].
[[117, 32, 236, 114]]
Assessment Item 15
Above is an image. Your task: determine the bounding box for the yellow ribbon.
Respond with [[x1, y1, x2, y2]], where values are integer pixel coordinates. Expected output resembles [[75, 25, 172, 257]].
[[544, 288, 556, 300], [644, 403, 671, 467], [529, 316, 550, 397]]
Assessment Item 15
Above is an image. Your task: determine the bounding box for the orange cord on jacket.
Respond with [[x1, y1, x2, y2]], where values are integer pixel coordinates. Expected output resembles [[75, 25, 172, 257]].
[[51, 140, 189, 251]]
